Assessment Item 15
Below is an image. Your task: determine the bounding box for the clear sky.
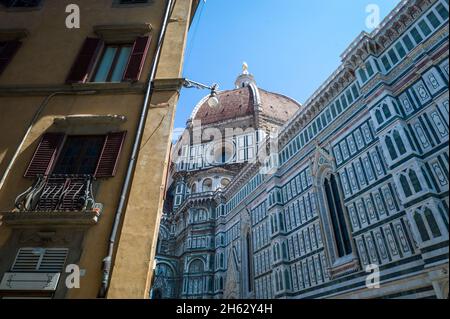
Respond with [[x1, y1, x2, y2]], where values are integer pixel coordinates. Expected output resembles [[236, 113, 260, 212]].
[[173, 0, 400, 139]]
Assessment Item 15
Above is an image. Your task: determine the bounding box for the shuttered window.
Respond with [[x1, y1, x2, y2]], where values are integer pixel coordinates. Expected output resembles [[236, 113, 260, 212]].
[[11, 248, 68, 273], [0, 40, 22, 75], [123, 36, 151, 81], [24, 133, 65, 178], [66, 37, 103, 84], [95, 131, 127, 178], [67, 36, 150, 84], [25, 132, 126, 179]]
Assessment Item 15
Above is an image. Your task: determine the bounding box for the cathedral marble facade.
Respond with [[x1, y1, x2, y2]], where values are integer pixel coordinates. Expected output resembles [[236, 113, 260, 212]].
[[152, 0, 449, 299]]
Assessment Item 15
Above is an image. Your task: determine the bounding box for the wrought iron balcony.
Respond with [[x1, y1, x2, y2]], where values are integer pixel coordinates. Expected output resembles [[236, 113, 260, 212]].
[[2, 174, 103, 226]]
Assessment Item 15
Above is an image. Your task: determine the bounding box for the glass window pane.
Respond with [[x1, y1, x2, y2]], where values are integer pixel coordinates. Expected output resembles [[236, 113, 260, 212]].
[[358, 69, 368, 83], [341, 95, 348, 109], [381, 55, 391, 71], [94, 47, 117, 82], [395, 42, 406, 58], [365, 61, 374, 77], [410, 27, 423, 44], [426, 11, 441, 29], [335, 99, 342, 113], [352, 84, 359, 98], [436, 3, 449, 21], [402, 34, 414, 51], [418, 20, 432, 37], [111, 46, 132, 82], [388, 49, 399, 65]]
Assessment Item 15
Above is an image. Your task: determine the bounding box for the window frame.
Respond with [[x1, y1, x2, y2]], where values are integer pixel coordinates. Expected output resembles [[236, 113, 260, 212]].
[[91, 43, 133, 83]]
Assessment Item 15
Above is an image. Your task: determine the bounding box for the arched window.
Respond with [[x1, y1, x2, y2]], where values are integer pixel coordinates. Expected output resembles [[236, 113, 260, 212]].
[[219, 253, 224, 268], [282, 242, 288, 260], [276, 244, 281, 260], [408, 170, 422, 193], [385, 136, 398, 160], [375, 110, 384, 125], [278, 271, 283, 290], [275, 272, 279, 291], [414, 212, 430, 242], [424, 208, 441, 238], [400, 174, 413, 197], [219, 277, 224, 290], [393, 130, 407, 155], [284, 269, 291, 290], [324, 174, 352, 258], [202, 178, 212, 192], [220, 178, 231, 189], [246, 232, 253, 292], [191, 183, 196, 194], [189, 259, 204, 273], [278, 213, 285, 231], [382, 103, 392, 118], [273, 246, 277, 260]]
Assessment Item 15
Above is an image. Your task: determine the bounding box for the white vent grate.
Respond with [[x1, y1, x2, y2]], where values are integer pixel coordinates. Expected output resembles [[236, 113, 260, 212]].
[[11, 248, 68, 273]]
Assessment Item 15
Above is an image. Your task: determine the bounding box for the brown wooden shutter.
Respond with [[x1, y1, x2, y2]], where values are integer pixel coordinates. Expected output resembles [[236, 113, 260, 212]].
[[24, 133, 65, 178], [94, 132, 127, 178], [66, 37, 103, 84], [123, 36, 151, 82], [0, 40, 22, 75]]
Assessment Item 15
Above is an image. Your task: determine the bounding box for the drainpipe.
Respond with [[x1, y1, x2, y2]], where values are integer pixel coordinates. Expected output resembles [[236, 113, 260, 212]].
[[0, 90, 96, 192], [98, 0, 176, 298]]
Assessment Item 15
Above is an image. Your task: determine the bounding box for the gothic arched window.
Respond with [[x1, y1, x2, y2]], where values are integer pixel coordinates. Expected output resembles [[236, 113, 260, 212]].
[[382, 103, 391, 118], [282, 242, 288, 260], [324, 174, 352, 258], [202, 178, 212, 192], [408, 170, 422, 193], [400, 174, 413, 197], [284, 269, 291, 290], [414, 212, 430, 242], [375, 109, 384, 125], [246, 232, 253, 292], [393, 130, 407, 155], [424, 208, 441, 238], [385, 136, 398, 160]]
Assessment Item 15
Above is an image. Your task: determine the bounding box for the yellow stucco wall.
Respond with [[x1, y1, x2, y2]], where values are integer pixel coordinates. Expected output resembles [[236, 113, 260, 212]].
[[0, 0, 197, 298]]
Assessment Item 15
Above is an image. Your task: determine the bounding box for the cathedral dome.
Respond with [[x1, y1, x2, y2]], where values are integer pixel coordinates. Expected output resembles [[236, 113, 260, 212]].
[[189, 64, 301, 126]]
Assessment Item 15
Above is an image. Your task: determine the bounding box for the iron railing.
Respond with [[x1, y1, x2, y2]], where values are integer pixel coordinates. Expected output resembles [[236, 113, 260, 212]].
[[15, 174, 98, 212]]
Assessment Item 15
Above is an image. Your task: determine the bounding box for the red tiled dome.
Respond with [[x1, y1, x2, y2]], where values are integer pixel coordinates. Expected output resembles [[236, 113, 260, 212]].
[[192, 86, 300, 125]]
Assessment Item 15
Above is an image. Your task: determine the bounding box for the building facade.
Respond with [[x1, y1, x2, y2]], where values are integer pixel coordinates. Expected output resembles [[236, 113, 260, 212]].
[[153, 0, 449, 299], [0, 0, 199, 298]]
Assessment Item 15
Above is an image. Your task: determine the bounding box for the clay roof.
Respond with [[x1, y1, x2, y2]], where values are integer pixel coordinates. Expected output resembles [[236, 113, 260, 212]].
[[192, 86, 301, 125], [259, 89, 301, 122]]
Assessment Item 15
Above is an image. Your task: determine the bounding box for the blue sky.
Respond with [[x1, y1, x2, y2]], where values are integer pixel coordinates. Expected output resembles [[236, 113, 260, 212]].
[[173, 0, 400, 138]]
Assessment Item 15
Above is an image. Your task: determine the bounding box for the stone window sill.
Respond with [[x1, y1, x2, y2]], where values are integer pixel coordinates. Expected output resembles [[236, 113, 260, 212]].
[[1, 210, 101, 227]]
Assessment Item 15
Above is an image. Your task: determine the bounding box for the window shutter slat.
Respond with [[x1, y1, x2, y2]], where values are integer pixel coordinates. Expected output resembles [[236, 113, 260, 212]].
[[95, 132, 126, 178], [66, 37, 103, 84], [24, 133, 65, 178], [123, 36, 151, 82], [0, 40, 22, 75]]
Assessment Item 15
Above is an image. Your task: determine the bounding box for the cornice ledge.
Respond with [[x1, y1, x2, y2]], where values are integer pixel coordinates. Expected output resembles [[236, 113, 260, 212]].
[[94, 23, 152, 43], [53, 114, 127, 127], [153, 78, 185, 92], [1, 210, 101, 227], [0, 28, 29, 41]]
